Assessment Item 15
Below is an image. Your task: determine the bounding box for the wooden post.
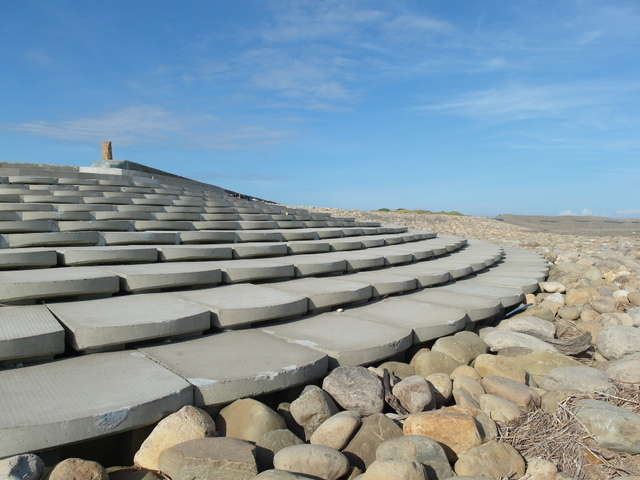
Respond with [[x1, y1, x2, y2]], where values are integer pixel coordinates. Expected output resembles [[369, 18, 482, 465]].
[[101, 141, 113, 160]]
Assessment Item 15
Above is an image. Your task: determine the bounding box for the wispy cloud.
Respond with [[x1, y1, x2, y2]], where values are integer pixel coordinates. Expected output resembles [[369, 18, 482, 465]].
[[3, 105, 293, 151]]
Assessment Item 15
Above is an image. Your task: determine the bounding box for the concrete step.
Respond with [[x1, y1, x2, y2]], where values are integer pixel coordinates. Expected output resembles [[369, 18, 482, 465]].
[[58, 220, 132, 232], [99, 263, 222, 292], [1, 232, 100, 248], [198, 258, 294, 283], [139, 329, 328, 406], [267, 277, 373, 311], [0, 350, 193, 457], [338, 270, 418, 297], [0, 221, 55, 233], [0, 248, 58, 269], [0, 266, 120, 303], [263, 312, 413, 368], [101, 231, 178, 245], [56, 246, 159, 266], [0, 305, 65, 363], [47, 293, 211, 351], [157, 245, 233, 261], [20, 211, 92, 221]]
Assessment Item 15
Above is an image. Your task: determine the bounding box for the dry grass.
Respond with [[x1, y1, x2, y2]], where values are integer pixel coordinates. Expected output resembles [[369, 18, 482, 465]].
[[497, 385, 640, 480]]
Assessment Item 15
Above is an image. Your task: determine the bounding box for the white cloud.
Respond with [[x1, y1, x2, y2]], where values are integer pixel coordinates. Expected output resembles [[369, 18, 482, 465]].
[[558, 210, 574, 216], [3, 105, 293, 151], [580, 208, 593, 216]]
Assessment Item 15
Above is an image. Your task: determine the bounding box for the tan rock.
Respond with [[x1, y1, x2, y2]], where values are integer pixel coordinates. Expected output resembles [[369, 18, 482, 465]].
[[479, 394, 522, 422], [409, 348, 430, 366], [453, 390, 480, 409], [539, 300, 562, 315], [273, 444, 349, 480], [580, 308, 600, 322], [377, 361, 415, 380], [403, 410, 482, 461], [575, 320, 602, 345], [589, 295, 618, 314], [566, 288, 597, 306], [473, 354, 528, 384], [514, 305, 554, 321], [597, 312, 634, 327], [525, 457, 558, 480], [360, 460, 427, 480], [310, 410, 361, 450], [431, 332, 487, 365], [217, 398, 286, 443], [450, 365, 482, 381], [540, 281, 566, 293], [558, 306, 581, 320], [425, 373, 453, 405], [507, 350, 582, 385], [290, 385, 339, 437], [392, 375, 434, 413], [452, 375, 485, 404], [454, 441, 525, 478], [158, 437, 257, 480], [629, 291, 640, 306], [256, 429, 304, 470], [525, 293, 537, 305], [343, 413, 403, 469], [134, 405, 216, 471], [48, 459, 107, 480], [480, 375, 541, 412], [540, 390, 579, 412], [413, 351, 462, 377]]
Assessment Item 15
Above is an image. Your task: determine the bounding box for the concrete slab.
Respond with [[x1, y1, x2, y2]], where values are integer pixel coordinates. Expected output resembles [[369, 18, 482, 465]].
[[345, 298, 468, 343], [139, 330, 327, 406], [21, 211, 92, 221], [178, 231, 236, 244], [0, 267, 120, 303], [193, 221, 241, 230], [339, 270, 418, 297], [0, 351, 193, 457], [268, 254, 347, 277], [230, 243, 289, 259], [404, 288, 503, 324], [0, 203, 52, 212], [0, 221, 55, 233], [101, 232, 178, 245], [235, 231, 284, 242], [389, 263, 452, 287], [134, 221, 192, 231], [157, 245, 233, 261], [56, 246, 158, 265], [322, 251, 386, 271], [47, 294, 211, 350], [173, 284, 308, 328], [267, 277, 372, 311], [462, 274, 541, 294], [436, 282, 524, 308], [263, 312, 412, 367], [93, 211, 153, 220], [286, 241, 332, 254], [152, 212, 201, 221], [2, 232, 100, 248], [196, 258, 294, 283], [0, 248, 58, 269], [58, 220, 132, 232], [0, 305, 65, 362], [100, 263, 222, 292]]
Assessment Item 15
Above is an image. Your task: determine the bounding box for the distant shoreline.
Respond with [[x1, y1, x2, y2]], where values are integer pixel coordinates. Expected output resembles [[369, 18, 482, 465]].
[[494, 214, 640, 237]]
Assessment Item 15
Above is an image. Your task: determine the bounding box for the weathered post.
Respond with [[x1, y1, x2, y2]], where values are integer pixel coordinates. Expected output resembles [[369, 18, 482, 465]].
[[101, 141, 113, 160]]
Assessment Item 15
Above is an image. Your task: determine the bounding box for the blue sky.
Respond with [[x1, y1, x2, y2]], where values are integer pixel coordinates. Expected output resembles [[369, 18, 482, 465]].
[[1, 1, 639, 217]]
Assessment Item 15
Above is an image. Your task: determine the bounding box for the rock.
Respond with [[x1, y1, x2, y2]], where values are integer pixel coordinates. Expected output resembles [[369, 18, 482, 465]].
[[217, 398, 286, 442], [158, 437, 257, 480], [450, 365, 481, 381], [290, 385, 339, 437], [575, 320, 602, 344], [525, 457, 558, 480], [472, 354, 528, 384], [507, 350, 582, 384], [322, 366, 384, 416], [343, 413, 403, 469], [310, 410, 361, 450], [478, 394, 522, 422], [431, 332, 488, 365], [134, 405, 216, 471], [108, 468, 164, 479], [480, 375, 540, 412], [598, 312, 634, 327], [541, 366, 616, 394], [0, 454, 44, 480], [514, 305, 554, 321], [443, 405, 497, 442], [540, 390, 580, 412], [277, 402, 305, 440], [540, 281, 566, 293], [252, 470, 313, 480], [453, 390, 480, 409], [580, 309, 600, 322], [589, 295, 618, 314], [378, 361, 415, 380], [454, 441, 525, 479], [452, 376, 485, 404], [558, 306, 581, 320], [495, 316, 556, 338], [545, 292, 565, 305], [413, 351, 462, 377], [48, 458, 108, 480], [613, 289, 630, 301], [597, 325, 640, 360], [605, 353, 640, 383], [565, 288, 597, 306], [273, 444, 349, 480], [375, 435, 452, 480], [256, 429, 304, 470], [426, 373, 453, 406], [574, 399, 640, 454], [482, 330, 558, 353], [392, 375, 435, 413], [403, 410, 483, 461], [360, 460, 427, 480], [628, 291, 640, 306]]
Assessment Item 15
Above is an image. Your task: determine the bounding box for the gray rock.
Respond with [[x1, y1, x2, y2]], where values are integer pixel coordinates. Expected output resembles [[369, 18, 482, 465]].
[[431, 332, 488, 365], [290, 385, 339, 437], [452, 376, 485, 404], [392, 375, 435, 414], [376, 435, 453, 480], [322, 366, 384, 416], [589, 295, 618, 314], [480, 375, 540, 412], [605, 353, 640, 384], [273, 444, 349, 480], [256, 429, 304, 470], [478, 394, 521, 423], [574, 399, 640, 454], [343, 413, 403, 470], [482, 330, 559, 353], [541, 366, 616, 394], [557, 306, 581, 320], [495, 316, 555, 338], [453, 441, 525, 479], [0, 453, 44, 480], [413, 351, 463, 377], [597, 325, 640, 360], [310, 410, 361, 451], [425, 373, 453, 406], [158, 437, 257, 480], [540, 281, 566, 293]]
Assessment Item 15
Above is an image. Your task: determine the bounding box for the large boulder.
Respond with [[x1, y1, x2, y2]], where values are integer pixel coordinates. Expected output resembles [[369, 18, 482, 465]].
[[217, 398, 286, 442], [541, 366, 615, 394], [574, 399, 640, 454], [376, 435, 453, 480], [597, 325, 640, 360], [273, 444, 349, 480], [322, 366, 384, 416]]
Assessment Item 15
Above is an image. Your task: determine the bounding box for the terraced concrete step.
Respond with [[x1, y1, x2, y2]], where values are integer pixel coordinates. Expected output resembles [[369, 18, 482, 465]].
[[2, 231, 100, 248], [403, 287, 504, 324], [57, 246, 159, 265], [0, 248, 57, 268], [100, 263, 222, 292], [139, 329, 328, 406], [47, 294, 211, 351], [0, 305, 65, 363], [264, 312, 412, 367], [267, 277, 373, 311], [0, 267, 120, 303], [0, 351, 193, 457]]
